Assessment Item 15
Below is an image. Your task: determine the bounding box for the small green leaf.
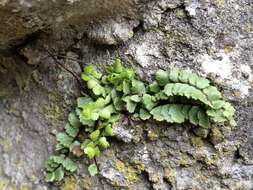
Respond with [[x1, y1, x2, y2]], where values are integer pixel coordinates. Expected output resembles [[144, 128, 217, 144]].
[[113, 97, 124, 111], [203, 86, 222, 101], [169, 67, 180, 82], [79, 114, 95, 127], [87, 79, 98, 89], [68, 112, 80, 128], [123, 80, 131, 95], [148, 81, 160, 93], [107, 114, 121, 123], [77, 97, 93, 108], [45, 157, 62, 172], [65, 123, 79, 138], [99, 109, 111, 119], [163, 83, 173, 96], [212, 100, 225, 109], [52, 155, 65, 164], [196, 78, 210, 89], [168, 104, 185, 123], [178, 70, 190, 83], [55, 143, 66, 152], [62, 158, 77, 172], [89, 130, 100, 141], [82, 65, 102, 80], [56, 133, 74, 147], [113, 58, 123, 73], [93, 85, 105, 96], [142, 94, 157, 110], [197, 110, 209, 128], [150, 106, 164, 121], [104, 125, 113, 136], [45, 172, 55, 182], [99, 105, 115, 119], [99, 137, 110, 148], [123, 96, 137, 113], [155, 91, 168, 100], [84, 147, 96, 159], [156, 69, 169, 86], [188, 73, 198, 86], [139, 108, 151, 120], [121, 68, 135, 80], [54, 166, 65, 181], [181, 105, 191, 120], [189, 106, 200, 126], [229, 118, 237, 127], [130, 95, 141, 102], [88, 164, 98, 176], [94, 146, 100, 157], [131, 79, 146, 94], [81, 139, 92, 150]]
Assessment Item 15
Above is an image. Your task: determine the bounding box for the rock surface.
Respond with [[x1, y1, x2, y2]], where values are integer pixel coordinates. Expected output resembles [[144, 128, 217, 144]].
[[0, 0, 253, 190]]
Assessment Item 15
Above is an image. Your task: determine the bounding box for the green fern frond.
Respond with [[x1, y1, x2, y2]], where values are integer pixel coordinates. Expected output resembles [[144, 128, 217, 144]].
[[45, 58, 236, 182]]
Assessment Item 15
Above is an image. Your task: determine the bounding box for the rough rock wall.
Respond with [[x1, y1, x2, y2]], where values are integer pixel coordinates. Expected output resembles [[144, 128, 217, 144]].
[[0, 0, 253, 190]]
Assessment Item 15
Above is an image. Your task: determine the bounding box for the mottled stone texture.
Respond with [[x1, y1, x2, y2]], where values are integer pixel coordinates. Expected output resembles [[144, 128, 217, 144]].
[[0, 0, 253, 189]]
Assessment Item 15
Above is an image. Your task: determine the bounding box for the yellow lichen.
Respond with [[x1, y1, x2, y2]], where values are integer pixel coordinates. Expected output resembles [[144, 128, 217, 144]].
[[0, 138, 13, 152], [61, 176, 77, 190], [81, 177, 93, 190], [28, 175, 38, 183], [176, 9, 186, 18], [211, 127, 223, 141], [0, 180, 9, 190], [216, 0, 224, 8], [204, 154, 218, 166], [147, 130, 159, 141], [43, 92, 64, 124], [148, 173, 161, 183], [244, 22, 252, 33], [207, 48, 216, 56], [224, 46, 233, 54], [115, 160, 140, 188], [164, 167, 175, 184], [131, 160, 145, 174], [232, 90, 240, 97], [115, 160, 125, 172], [20, 186, 31, 190], [191, 136, 204, 147]]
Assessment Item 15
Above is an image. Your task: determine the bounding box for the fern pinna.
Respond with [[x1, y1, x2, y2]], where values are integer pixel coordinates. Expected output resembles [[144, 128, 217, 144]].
[[45, 59, 236, 182]]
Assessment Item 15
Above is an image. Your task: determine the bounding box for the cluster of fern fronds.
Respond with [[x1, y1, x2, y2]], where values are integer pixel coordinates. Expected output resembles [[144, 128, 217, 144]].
[[45, 58, 236, 182]]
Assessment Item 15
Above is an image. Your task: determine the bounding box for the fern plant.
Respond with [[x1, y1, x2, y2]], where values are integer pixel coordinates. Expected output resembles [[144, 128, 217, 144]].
[[45, 58, 236, 182]]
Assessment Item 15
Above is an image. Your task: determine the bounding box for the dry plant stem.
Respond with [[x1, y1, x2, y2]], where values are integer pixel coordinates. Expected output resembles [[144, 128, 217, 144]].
[[43, 47, 83, 87]]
